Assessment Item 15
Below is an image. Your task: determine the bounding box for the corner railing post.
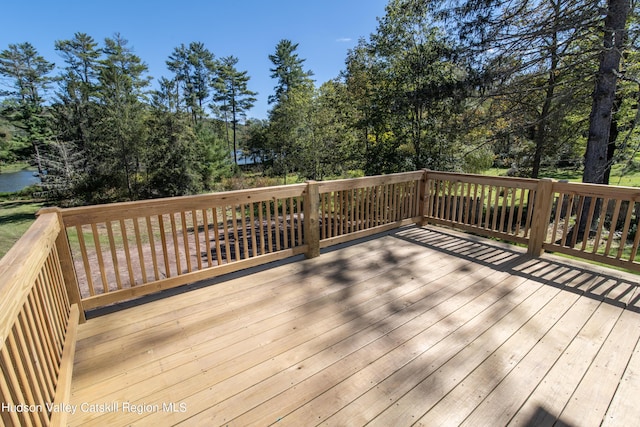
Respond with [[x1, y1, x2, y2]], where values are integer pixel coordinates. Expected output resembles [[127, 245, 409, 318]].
[[305, 180, 321, 258], [41, 207, 86, 323], [417, 169, 430, 226], [528, 178, 555, 257]]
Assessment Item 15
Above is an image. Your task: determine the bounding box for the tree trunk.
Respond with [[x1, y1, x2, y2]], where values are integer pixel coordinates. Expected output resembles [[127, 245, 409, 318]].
[[583, 0, 630, 184]]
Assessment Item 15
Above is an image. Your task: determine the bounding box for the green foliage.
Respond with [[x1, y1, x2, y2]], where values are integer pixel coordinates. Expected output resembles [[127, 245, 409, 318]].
[[345, 0, 472, 174]]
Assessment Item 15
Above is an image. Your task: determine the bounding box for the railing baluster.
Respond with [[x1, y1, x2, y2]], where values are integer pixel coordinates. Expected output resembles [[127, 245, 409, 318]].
[[105, 221, 121, 291], [146, 216, 160, 281], [211, 207, 223, 264], [120, 218, 136, 286], [158, 214, 170, 278], [133, 217, 147, 283], [240, 204, 250, 259], [169, 213, 182, 275]]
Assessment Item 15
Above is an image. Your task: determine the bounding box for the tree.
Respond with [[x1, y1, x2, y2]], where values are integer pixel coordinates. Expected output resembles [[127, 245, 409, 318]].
[[267, 39, 314, 182], [54, 33, 101, 144], [307, 80, 359, 179], [268, 39, 314, 105], [0, 42, 55, 175], [344, 0, 471, 174], [166, 42, 216, 125], [212, 55, 257, 165], [431, 0, 604, 177], [92, 34, 150, 201], [583, 0, 632, 184]]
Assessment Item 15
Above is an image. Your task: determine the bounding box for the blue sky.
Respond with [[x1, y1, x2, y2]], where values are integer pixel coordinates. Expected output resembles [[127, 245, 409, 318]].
[[1, 0, 389, 119]]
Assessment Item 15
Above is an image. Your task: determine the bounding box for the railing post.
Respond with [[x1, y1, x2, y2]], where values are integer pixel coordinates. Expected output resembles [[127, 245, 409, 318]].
[[304, 180, 321, 258], [41, 207, 86, 323], [528, 178, 555, 257], [417, 169, 430, 226]]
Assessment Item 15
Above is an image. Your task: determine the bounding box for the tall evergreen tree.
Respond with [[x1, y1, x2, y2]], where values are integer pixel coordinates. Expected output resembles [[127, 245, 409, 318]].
[[212, 55, 257, 165], [53, 33, 100, 156], [267, 39, 314, 181], [166, 42, 216, 125], [268, 39, 314, 105], [93, 34, 150, 201]]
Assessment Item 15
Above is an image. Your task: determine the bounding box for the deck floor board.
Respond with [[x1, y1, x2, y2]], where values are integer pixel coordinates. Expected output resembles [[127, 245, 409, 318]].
[[69, 225, 640, 426]]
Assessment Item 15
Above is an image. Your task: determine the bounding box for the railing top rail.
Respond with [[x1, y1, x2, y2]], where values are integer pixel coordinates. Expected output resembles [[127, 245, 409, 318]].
[[317, 171, 424, 193], [553, 180, 640, 200], [59, 183, 308, 226], [426, 171, 539, 190], [0, 212, 60, 344]]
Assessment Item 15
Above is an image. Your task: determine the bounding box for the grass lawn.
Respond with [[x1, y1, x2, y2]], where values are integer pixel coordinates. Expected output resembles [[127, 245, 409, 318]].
[[484, 165, 640, 187], [0, 201, 44, 259], [0, 161, 34, 173]]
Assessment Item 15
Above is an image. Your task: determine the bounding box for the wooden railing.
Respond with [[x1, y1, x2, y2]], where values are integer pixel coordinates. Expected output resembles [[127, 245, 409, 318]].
[[57, 184, 310, 310], [542, 181, 640, 271], [422, 172, 640, 273], [0, 211, 82, 427], [316, 171, 424, 248], [51, 172, 425, 312], [423, 172, 538, 245]]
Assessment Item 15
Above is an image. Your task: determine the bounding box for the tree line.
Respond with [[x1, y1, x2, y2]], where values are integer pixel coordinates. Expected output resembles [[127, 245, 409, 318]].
[[1, 0, 638, 206]]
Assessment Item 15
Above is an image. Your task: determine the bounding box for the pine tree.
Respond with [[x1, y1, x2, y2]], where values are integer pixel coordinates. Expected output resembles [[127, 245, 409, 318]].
[[212, 56, 257, 165]]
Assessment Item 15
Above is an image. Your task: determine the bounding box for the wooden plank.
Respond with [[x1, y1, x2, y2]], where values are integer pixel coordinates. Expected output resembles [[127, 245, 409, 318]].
[[169, 213, 182, 276], [249, 203, 258, 258], [211, 208, 222, 265], [257, 202, 266, 255], [602, 321, 640, 426], [132, 217, 147, 283], [372, 275, 577, 426], [70, 234, 456, 418], [427, 171, 539, 190], [460, 300, 620, 427], [317, 171, 423, 193], [180, 212, 192, 273], [146, 216, 160, 281], [64, 226, 640, 427], [557, 309, 640, 426], [72, 231, 422, 352], [205, 259, 529, 426], [157, 214, 171, 278], [192, 210, 202, 271], [105, 221, 121, 291], [118, 219, 136, 286], [240, 204, 249, 259]]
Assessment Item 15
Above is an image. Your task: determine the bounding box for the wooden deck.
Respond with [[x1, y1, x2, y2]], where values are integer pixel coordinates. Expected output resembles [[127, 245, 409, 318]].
[[68, 225, 640, 427]]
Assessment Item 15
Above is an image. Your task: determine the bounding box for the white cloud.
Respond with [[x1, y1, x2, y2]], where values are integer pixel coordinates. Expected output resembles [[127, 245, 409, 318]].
[[336, 37, 352, 43]]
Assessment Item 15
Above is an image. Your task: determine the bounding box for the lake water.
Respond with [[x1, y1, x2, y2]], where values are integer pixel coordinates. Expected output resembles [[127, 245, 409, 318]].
[[0, 170, 41, 193]]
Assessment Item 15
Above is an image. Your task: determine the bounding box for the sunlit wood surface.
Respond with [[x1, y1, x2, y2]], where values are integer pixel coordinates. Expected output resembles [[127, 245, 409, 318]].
[[68, 225, 640, 426]]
